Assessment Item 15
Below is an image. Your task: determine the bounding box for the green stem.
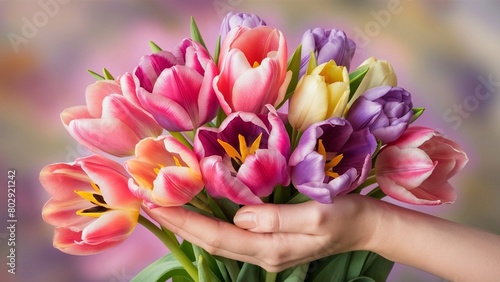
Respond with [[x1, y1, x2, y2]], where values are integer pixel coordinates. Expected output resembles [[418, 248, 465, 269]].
[[170, 131, 193, 150], [138, 215, 199, 282], [351, 176, 377, 194], [366, 186, 386, 199], [291, 128, 302, 150], [265, 271, 277, 282], [273, 185, 285, 204], [190, 196, 212, 214], [216, 108, 227, 127]]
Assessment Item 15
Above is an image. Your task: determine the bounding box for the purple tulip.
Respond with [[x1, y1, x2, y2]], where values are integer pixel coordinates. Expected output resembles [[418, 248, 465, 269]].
[[346, 86, 413, 144], [289, 118, 376, 203], [219, 12, 267, 40], [194, 106, 290, 205], [122, 38, 219, 132], [300, 28, 356, 76]]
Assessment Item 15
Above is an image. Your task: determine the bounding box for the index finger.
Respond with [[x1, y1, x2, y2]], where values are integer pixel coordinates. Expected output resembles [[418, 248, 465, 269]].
[[146, 206, 325, 270]]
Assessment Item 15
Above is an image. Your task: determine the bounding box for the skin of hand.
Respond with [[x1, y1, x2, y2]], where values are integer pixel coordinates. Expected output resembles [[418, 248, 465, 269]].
[[147, 194, 500, 281]]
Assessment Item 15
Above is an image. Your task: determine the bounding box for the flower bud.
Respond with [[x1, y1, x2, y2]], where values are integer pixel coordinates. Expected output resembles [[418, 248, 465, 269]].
[[288, 60, 350, 132]]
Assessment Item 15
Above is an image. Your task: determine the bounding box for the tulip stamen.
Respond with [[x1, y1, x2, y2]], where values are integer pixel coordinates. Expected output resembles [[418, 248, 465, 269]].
[[74, 186, 113, 218], [154, 163, 165, 175], [218, 133, 263, 168], [252, 61, 260, 68], [173, 156, 182, 167], [91, 182, 101, 193], [317, 139, 343, 179]]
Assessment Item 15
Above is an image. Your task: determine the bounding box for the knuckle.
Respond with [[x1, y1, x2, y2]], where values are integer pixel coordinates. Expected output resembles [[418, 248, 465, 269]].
[[200, 221, 226, 255]]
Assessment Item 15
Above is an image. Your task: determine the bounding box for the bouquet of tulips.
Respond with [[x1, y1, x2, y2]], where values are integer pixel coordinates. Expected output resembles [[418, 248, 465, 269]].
[[40, 12, 468, 282]]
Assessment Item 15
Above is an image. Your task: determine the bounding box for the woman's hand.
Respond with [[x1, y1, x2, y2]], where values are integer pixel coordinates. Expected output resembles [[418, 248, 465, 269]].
[[147, 194, 500, 281], [147, 194, 380, 272]]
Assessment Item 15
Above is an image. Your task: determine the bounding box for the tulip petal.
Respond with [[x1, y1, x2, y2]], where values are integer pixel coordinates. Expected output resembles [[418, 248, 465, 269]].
[[288, 75, 329, 131], [153, 66, 203, 121], [292, 151, 328, 185], [61, 106, 93, 128], [80, 157, 139, 209], [53, 227, 122, 255], [200, 156, 263, 205], [215, 50, 253, 113], [266, 108, 291, 158], [67, 118, 140, 157], [237, 149, 289, 197], [137, 88, 193, 132], [85, 80, 122, 118], [81, 210, 138, 245], [135, 51, 179, 93], [194, 127, 224, 159], [42, 198, 93, 229], [196, 62, 219, 125], [376, 146, 435, 189], [40, 163, 92, 200], [152, 166, 203, 206], [231, 58, 281, 113], [414, 181, 457, 204], [120, 72, 142, 107], [101, 94, 163, 139]]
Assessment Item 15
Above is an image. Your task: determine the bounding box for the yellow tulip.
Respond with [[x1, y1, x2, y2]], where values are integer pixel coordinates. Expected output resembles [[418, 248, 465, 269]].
[[347, 57, 397, 109], [288, 60, 350, 132]]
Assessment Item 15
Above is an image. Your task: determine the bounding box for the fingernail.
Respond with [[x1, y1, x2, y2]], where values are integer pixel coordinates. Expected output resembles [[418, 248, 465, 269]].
[[234, 211, 256, 229]]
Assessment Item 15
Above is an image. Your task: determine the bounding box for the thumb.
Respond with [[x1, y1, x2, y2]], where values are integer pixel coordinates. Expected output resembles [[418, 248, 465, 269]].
[[234, 201, 326, 233]]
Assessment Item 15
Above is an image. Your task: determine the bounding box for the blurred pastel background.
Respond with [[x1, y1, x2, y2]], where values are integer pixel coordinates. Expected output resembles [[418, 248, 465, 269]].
[[1, 0, 499, 281]]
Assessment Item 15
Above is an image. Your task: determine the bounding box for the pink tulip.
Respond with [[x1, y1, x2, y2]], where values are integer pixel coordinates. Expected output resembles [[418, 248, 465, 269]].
[[124, 39, 219, 132], [40, 155, 141, 255], [126, 136, 204, 207], [214, 26, 292, 114], [375, 126, 468, 205], [61, 80, 163, 157], [194, 106, 290, 205]]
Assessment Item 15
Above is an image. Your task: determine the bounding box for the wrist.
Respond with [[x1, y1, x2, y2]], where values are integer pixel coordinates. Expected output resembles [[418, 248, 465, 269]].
[[348, 195, 392, 254]]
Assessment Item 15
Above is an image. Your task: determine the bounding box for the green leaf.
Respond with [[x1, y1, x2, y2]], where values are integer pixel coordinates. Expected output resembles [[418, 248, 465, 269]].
[[306, 50, 318, 75], [214, 35, 221, 66], [214, 256, 240, 281], [87, 69, 105, 81], [411, 108, 425, 123], [236, 263, 265, 282], [286, 193, 310, 204], [180, 240, 196, 262], [173, 276, 194, 282], [209, 197, 239, 223], [277, 263, 309, 281], [197, 255, 212, 282], [371, 139, 383, 168], [131, 253, 193, 282], [360, 253, 394, 281], [150, 41, 163, 52], [193, 245, 224, 282], [308, 253, 351, 282], [348, 66, 369, 100], [347, 277, 376, 282], [102, 68, 114, 80], [346, 251, 370, 280], [190, 17, 208, 50], [214, 259, 231, 282], [278, 44, 302, 109], [215, 107, 227, 127]]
